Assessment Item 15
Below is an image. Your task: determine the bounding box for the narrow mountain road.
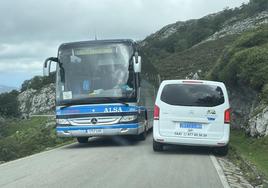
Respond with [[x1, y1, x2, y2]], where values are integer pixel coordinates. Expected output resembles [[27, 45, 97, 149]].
[[0, 132, 225, 188]]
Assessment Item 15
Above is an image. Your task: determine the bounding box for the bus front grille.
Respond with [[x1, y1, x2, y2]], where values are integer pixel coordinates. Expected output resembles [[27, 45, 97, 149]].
[[68, 116, 121, 126]]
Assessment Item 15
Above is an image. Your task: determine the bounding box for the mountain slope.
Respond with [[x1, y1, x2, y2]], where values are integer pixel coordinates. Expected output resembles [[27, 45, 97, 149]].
[[140, 0, 268, 137], [209, 25, 268, 136]]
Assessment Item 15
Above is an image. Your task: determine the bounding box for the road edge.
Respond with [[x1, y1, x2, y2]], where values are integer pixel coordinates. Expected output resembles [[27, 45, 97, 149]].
[[210, 154, 230, 188]]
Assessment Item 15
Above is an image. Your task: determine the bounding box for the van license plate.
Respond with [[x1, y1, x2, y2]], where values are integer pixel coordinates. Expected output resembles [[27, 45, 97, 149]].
[[86, 129, 103, 134], [180, 122, 202, 129]]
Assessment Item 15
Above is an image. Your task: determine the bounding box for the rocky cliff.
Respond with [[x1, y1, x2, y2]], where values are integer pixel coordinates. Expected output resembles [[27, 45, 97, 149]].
[[204, 10, 268, 42], [17, 83, 55, 118], [248, 105, 268, 137]]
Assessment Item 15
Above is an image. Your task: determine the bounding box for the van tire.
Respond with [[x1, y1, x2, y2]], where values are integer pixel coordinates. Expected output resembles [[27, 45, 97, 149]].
[[77, 137, 89, 144], [214, 145, 228, 156], [153, 140, 164, 152]]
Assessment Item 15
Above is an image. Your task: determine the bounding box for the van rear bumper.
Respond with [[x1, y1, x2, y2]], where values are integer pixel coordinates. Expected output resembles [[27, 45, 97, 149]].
[[153, 124, 230, 147]]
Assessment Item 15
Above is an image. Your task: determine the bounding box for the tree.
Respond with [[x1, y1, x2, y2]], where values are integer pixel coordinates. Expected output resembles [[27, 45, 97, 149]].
[[0, 90, 20, 117]]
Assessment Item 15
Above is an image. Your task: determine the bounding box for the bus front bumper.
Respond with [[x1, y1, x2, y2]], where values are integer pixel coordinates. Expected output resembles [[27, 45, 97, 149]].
[[56, 123, 144, 137]]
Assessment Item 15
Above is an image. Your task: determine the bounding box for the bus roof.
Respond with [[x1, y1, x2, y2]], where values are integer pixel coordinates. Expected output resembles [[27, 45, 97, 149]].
[[59, 39, 136, 50]]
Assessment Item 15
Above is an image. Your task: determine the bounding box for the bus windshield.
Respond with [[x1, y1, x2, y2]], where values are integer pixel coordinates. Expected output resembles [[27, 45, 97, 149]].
[[56, 43, 136, 105]]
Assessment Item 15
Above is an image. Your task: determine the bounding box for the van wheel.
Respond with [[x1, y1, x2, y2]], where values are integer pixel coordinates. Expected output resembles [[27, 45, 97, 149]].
[[153, 140, 164, 152], [77, 137, 89, 144], [214, 145, 229, 156]]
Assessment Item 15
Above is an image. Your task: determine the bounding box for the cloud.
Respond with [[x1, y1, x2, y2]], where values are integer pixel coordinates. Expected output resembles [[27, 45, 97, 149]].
[[0, 42, 58, 59], [0, 59, 42, 74], [0, 0, 249, 43], [0, 0, 249, 87]]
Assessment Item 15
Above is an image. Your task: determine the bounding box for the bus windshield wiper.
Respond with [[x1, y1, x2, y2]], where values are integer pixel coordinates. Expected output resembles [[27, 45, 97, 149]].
[[59, 100, 99, 110], [59, 102, 79, 110], [102, 97, 129, 106], [59, 97, 129, 110]]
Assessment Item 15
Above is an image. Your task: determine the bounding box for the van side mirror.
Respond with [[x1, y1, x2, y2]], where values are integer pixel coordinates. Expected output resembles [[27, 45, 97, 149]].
[[43, 57, 58, 76], [133, 56, 141, 73]]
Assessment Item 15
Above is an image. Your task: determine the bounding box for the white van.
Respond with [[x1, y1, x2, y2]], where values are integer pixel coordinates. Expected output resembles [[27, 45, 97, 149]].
[[153, 80, 230, 155]]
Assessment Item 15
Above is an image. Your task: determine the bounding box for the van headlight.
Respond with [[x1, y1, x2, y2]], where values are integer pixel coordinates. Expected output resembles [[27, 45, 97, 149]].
[[120, 115, 137, 122], [56, 119, 70, 125]]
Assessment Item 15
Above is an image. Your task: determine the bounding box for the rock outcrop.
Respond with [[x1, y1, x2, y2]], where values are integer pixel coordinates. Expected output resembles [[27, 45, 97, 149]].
[[248, 106, 268, 137], [17, 84, 55, 118], [205, 11, 268, 42], [228, 87, 258, 129]]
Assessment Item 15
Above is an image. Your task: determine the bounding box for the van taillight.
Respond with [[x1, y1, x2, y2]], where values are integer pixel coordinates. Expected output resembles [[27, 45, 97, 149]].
[[224, 108, 231, 124], [154, 105, 160, 120]]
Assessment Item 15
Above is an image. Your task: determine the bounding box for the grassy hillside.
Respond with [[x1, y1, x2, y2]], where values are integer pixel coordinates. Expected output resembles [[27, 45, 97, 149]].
[[0, 117, 72, 162], [229, 130, 268, 186], [209, 26, 268, 103], [150, 35, 236, 80], [140, 0, 268, 80]]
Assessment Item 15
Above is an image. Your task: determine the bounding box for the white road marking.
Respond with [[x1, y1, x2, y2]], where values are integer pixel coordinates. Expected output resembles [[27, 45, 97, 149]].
[[210, 154, 230, 188]]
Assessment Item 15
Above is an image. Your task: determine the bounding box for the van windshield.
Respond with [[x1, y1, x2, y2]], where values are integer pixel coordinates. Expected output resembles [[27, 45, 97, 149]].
[[160, 84, 224, 107]]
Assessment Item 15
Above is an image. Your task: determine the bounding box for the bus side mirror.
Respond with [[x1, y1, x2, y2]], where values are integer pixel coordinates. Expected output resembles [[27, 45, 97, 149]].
[[133, 56, 141, 73], [43, 57, 58, 76]]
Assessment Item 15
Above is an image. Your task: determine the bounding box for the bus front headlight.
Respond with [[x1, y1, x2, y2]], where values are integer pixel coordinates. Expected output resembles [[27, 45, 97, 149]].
[[56, 119, 70, 125], [120, 115, 137, 122]]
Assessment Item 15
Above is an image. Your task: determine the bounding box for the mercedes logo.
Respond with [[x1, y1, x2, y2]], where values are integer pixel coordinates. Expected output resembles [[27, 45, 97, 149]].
[[91, 118, 98, 124]]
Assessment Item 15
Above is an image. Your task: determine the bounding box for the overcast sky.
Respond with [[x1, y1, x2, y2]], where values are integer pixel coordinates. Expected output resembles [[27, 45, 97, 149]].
[[0, 0, 249, 88]]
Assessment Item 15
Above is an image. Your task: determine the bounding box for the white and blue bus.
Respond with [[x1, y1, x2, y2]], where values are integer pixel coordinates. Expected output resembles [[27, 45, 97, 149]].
[[43, 39, 159, 143]]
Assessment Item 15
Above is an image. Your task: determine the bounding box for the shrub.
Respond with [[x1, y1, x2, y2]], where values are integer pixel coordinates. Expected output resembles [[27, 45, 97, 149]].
[[0, 90, 20, 117], [209, 26, 268, 103], [21, 72, 56, 92]]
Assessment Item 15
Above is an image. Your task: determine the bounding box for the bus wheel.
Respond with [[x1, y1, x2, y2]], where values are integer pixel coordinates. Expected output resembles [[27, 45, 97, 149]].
[[136, 127, 147, 141], [77, 137, 89, 144], [153, 140, 163, 152]]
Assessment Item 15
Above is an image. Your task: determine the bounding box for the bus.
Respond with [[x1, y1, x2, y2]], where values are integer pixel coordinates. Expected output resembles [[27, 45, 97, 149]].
[[43, 39, 159, 143]]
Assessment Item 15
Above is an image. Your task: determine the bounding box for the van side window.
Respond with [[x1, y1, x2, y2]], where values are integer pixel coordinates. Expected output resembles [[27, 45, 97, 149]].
[[160, 84, 224, 107]]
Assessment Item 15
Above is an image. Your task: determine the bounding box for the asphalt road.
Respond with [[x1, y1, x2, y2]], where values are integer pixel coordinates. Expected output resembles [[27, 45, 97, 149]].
[[0, 132, 224, 188]]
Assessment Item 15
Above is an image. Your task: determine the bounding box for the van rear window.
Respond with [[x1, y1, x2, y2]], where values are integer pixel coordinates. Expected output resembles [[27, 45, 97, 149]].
[[160, 84, 224, 107]]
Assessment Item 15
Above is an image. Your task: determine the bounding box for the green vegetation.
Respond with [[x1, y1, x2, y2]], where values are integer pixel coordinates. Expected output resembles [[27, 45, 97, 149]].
[[152, 35, 236, 80], [21, 72, 55, 92], [209, 26, 268, 102], [0, 117, 72, 162], [140, 13, 236, 67], [0, 71, 56, 119], [240, 0, 268, 17], [0, 90, 20, 117], [229, 129, 268, 186], [140, 0, 268, 76]]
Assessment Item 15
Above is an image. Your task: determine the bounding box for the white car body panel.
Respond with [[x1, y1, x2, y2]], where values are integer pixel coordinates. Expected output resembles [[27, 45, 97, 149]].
[[153, 80, 230, 147]]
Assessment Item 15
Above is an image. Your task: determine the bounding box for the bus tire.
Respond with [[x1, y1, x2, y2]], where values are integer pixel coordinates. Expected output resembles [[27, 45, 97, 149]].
[[153, 140, 163, 152], [136, 129, 147, 141], [77, 137, 89, 144]]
